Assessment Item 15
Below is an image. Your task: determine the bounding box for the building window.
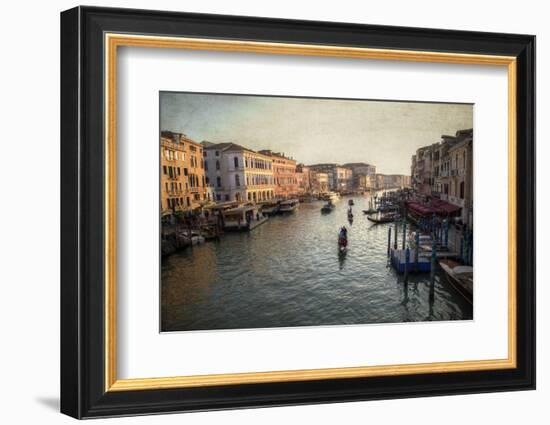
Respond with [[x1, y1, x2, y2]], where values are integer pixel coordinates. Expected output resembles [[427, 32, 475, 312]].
[[215, 151, 219, 157], [204, 160, 208, 171], [177, 167, 181, 175], [460, 181, 465, 199], [216, 176, 221, 188], [216, 160, 220, 170], [183, 168, 188, 176], [234, 157, 239, 168], [216, 194, 221, 201], [186, 197, 190, 206], [235, 174, 240, 187]]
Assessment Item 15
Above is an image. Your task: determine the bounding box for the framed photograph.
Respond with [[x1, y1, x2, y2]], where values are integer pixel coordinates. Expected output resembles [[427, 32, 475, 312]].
[[60, 6, 535, 419]]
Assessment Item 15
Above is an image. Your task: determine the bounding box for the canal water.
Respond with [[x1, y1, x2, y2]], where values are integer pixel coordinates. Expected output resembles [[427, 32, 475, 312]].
[[161, 195, 473, 332]]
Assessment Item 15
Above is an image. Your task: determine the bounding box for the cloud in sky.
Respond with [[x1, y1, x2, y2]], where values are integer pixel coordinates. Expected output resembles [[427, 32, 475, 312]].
[[160, 92, 473, 175]]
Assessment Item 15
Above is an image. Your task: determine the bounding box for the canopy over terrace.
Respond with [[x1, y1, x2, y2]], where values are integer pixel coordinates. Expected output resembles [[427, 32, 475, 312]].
[[406, 199, 461, 217]]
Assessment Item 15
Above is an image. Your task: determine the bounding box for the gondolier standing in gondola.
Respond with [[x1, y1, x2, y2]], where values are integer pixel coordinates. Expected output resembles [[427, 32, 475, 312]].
[[338, 226, 348, 249]]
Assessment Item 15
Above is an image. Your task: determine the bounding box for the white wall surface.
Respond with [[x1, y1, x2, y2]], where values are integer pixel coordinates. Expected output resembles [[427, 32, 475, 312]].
[[0, 0, 546, 424]]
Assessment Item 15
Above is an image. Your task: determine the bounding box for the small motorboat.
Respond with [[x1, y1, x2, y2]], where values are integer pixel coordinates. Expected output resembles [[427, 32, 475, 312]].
[[362, 208, 378, 215], [321, 202, 335, 213], [439, 259, 473, 304]]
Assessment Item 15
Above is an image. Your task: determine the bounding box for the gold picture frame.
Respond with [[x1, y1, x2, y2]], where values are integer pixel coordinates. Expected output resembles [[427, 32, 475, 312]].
[[104, 33, 517, 392]]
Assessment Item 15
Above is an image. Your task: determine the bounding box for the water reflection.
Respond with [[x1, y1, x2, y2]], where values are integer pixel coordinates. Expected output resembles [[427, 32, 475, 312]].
[[161, 194, 473, 331]]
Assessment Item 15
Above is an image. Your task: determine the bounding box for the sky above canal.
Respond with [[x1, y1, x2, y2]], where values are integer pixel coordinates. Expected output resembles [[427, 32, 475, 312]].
[[160, 92, 473, 175]]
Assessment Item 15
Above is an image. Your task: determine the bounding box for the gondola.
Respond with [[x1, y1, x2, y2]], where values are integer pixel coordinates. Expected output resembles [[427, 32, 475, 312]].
[[321, 202, 335, 213], [367, 213, 398, 224]]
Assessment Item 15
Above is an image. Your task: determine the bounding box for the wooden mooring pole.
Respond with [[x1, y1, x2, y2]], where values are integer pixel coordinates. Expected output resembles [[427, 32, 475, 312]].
[[415, 231, 420, 271], [404, 247, 410, 285], [429, 239, 436, 303], [394, 219, 398, 250]]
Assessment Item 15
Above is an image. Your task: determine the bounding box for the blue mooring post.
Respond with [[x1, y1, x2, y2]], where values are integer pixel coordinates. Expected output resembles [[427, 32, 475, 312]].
[[415, 231, 420, 271], [402, 220, 407, 249], [429, 239, 436, 304], [404, 247, 410, 284], [394, 220, 398, 250], [387, 226, 392, 257]]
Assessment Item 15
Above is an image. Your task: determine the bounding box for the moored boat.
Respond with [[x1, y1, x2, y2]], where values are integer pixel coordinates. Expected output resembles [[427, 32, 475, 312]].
[[439, 258, 473, 304], [222, 205, 268, 231], [367, 212, 399, 224], [260, 200, 280, 216], [279, 199, 299, 213]]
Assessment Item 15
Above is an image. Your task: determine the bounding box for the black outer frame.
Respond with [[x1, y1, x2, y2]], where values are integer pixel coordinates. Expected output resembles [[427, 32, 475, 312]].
[[60, 6, 535, 419]]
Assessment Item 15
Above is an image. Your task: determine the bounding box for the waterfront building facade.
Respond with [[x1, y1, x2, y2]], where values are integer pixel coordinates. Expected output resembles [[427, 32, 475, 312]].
[[410, 129, 473, 227], [160, 131, 207, 216], [343, 162, 376, 176], [335, 166, 353, 191], [310, 171, 329, 193], [295, 164, 312, 194], [203, 142, 275, 203], [258, 150, 298, 198], [343, 162, 376, 190], [443, 130, 473, 226], [411, 143, 439, 196], [309, 164, 353, 192], [353, 174, 372, 190]]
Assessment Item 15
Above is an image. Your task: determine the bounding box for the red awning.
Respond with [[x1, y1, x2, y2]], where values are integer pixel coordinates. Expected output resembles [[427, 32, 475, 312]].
[[406, 200, 460, 217], [431, 199, 461, 215]]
